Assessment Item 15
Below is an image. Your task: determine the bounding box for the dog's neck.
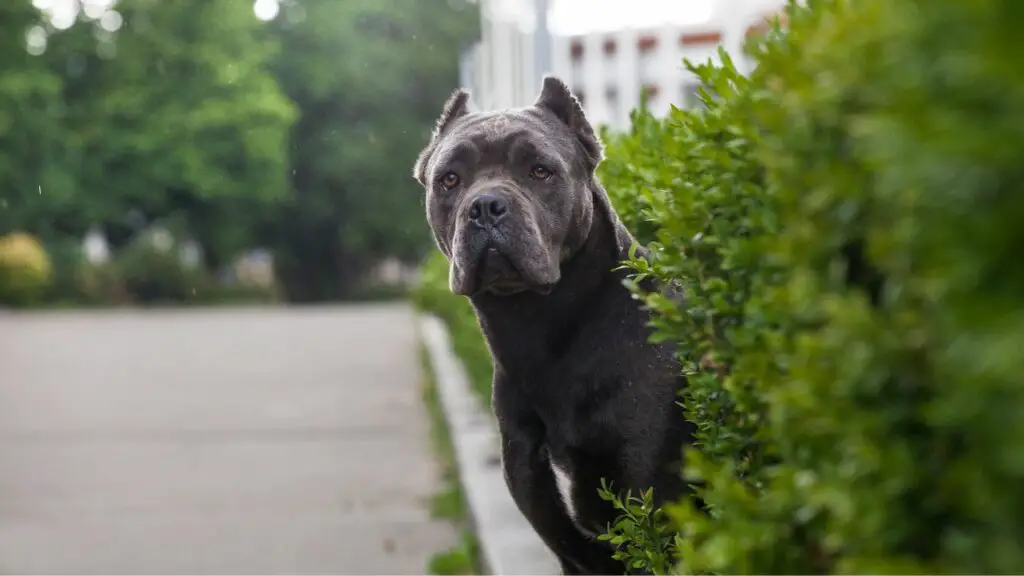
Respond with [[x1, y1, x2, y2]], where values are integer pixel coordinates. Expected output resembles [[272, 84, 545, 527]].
[[469, 189, 631, 373]]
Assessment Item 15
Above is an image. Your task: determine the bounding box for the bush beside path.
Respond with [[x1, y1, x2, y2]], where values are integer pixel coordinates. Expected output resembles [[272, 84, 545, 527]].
[[414, 0, 1024, 572]]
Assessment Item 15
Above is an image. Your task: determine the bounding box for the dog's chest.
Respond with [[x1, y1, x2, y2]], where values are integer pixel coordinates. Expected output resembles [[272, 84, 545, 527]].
[[545, 447, 603, 537], [547, 450, 582, 522]]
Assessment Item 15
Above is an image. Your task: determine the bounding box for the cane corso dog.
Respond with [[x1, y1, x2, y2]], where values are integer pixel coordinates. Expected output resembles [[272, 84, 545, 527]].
[[413, 77, 692, 575]]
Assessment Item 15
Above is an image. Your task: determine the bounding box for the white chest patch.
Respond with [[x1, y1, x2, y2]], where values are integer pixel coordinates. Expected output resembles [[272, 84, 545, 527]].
[[549, 458, 578, 522]]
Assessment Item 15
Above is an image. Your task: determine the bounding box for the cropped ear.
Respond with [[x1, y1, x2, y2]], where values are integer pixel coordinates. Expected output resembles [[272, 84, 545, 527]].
[[413, 88, 472, 184], [432, 88, 471, 139], [534, 76, 603, 169]]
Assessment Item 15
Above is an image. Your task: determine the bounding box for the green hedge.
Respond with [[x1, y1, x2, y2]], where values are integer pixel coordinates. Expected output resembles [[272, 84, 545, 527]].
[[595, 49, 772, 574], [414, 0, 1024, 572], [412, 251, 494, 402], [10, 234, 280, 308]]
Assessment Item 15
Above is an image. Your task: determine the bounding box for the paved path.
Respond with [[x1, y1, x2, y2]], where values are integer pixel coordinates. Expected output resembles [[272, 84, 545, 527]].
[[0, 304, 455, 574]]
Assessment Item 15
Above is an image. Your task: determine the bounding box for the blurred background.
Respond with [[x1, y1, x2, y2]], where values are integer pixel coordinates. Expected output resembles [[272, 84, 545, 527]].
[[0, 0, 786, 307], [0, 0, 786, 574], [3, 0, 480, 307]]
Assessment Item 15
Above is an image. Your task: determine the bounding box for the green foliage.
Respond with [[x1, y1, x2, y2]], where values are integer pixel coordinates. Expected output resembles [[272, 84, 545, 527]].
[[1, 0, 296, 303], [597, 103, 664, 246], [0, 3, 80, 241], [604, 46, 772, 475], [597, 480, 682, 575], [72, 260, 129, 306], [415, 0, 1024, 572], [3, 0, 474, 306], [412, 251, 494, 402], [593, 0, 1024, 573], [596, 45, 776, 574], [426, 531, 481, 576], [268, 0, 479, 301], [113, 233, 206, 305], [112, 242, 277, 307], [421, 343, 469, 522], [0, 232, 54, 307], [420, 343, 483, 576], [43, 0, 296, 264]]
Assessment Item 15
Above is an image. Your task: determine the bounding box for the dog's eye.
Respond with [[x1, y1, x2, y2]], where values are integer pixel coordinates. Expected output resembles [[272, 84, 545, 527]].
[[530, 165, 553, 180], [439, 171, 460, 190]]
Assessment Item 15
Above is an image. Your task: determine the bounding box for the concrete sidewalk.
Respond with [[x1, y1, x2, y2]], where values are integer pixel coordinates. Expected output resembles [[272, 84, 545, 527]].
[[0, 304, 455, 574]]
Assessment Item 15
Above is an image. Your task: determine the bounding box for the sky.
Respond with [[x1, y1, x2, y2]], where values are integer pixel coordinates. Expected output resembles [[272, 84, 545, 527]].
[[31, 0, 716, 36], [251, 0, 715, 31], [549, 0, 715, 34], [481, 0, 716, 35]]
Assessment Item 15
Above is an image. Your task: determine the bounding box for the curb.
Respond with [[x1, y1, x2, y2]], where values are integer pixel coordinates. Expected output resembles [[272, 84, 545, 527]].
[[418, 314, 560, 575]]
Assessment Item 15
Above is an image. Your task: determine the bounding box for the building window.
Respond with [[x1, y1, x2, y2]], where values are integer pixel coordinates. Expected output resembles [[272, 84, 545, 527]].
[[679, 31, 722, 47], [606, 86, 619, 126], [681, 81, 705, 109], [603, 37, 618, 88], [637, 35, 658, 53], [641, 83, 659, 109], [638, 46, 657, 87], [570, 39, 584, 60]]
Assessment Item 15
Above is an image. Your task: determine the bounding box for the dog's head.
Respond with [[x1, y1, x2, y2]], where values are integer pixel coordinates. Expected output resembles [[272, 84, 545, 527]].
[[413, 77, 607, 296]]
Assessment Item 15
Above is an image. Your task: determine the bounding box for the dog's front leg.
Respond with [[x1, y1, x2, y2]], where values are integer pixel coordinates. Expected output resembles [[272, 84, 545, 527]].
[[496, 409, 623, 574]]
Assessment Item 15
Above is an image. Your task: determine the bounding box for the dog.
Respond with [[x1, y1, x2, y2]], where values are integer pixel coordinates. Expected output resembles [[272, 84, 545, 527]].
[[413, 77, 693, 575]]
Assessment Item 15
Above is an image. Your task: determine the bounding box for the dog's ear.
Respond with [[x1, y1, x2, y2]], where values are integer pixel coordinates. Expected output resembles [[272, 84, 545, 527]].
[[534, 76, 603, 169], [432, 88, 471, 138], [413, 88, 472, 185]]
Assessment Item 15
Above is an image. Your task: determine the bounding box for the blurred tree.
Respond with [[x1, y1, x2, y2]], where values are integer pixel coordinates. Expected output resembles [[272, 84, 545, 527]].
[[0, 2, 81, 242], [43, 0, 297, 270], [2, 0, 476, 303], [267, 0, 479, 301]]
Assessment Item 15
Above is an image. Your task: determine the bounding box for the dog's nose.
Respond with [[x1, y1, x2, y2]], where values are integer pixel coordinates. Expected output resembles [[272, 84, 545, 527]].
[[468, 194, 508, 227]]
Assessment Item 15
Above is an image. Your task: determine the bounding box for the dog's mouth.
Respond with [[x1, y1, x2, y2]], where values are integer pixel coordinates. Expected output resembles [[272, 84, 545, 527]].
[[468, 245, 553, 297], [473, 246, 526, 296], [449, 218, 560, 297]]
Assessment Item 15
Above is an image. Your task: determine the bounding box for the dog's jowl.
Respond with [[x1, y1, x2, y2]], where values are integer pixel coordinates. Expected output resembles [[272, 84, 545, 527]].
[[413, 77, 693, 575]]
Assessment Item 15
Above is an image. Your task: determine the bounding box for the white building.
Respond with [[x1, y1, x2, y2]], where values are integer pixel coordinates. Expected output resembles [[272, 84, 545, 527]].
[[461, 0, 788, 131]]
